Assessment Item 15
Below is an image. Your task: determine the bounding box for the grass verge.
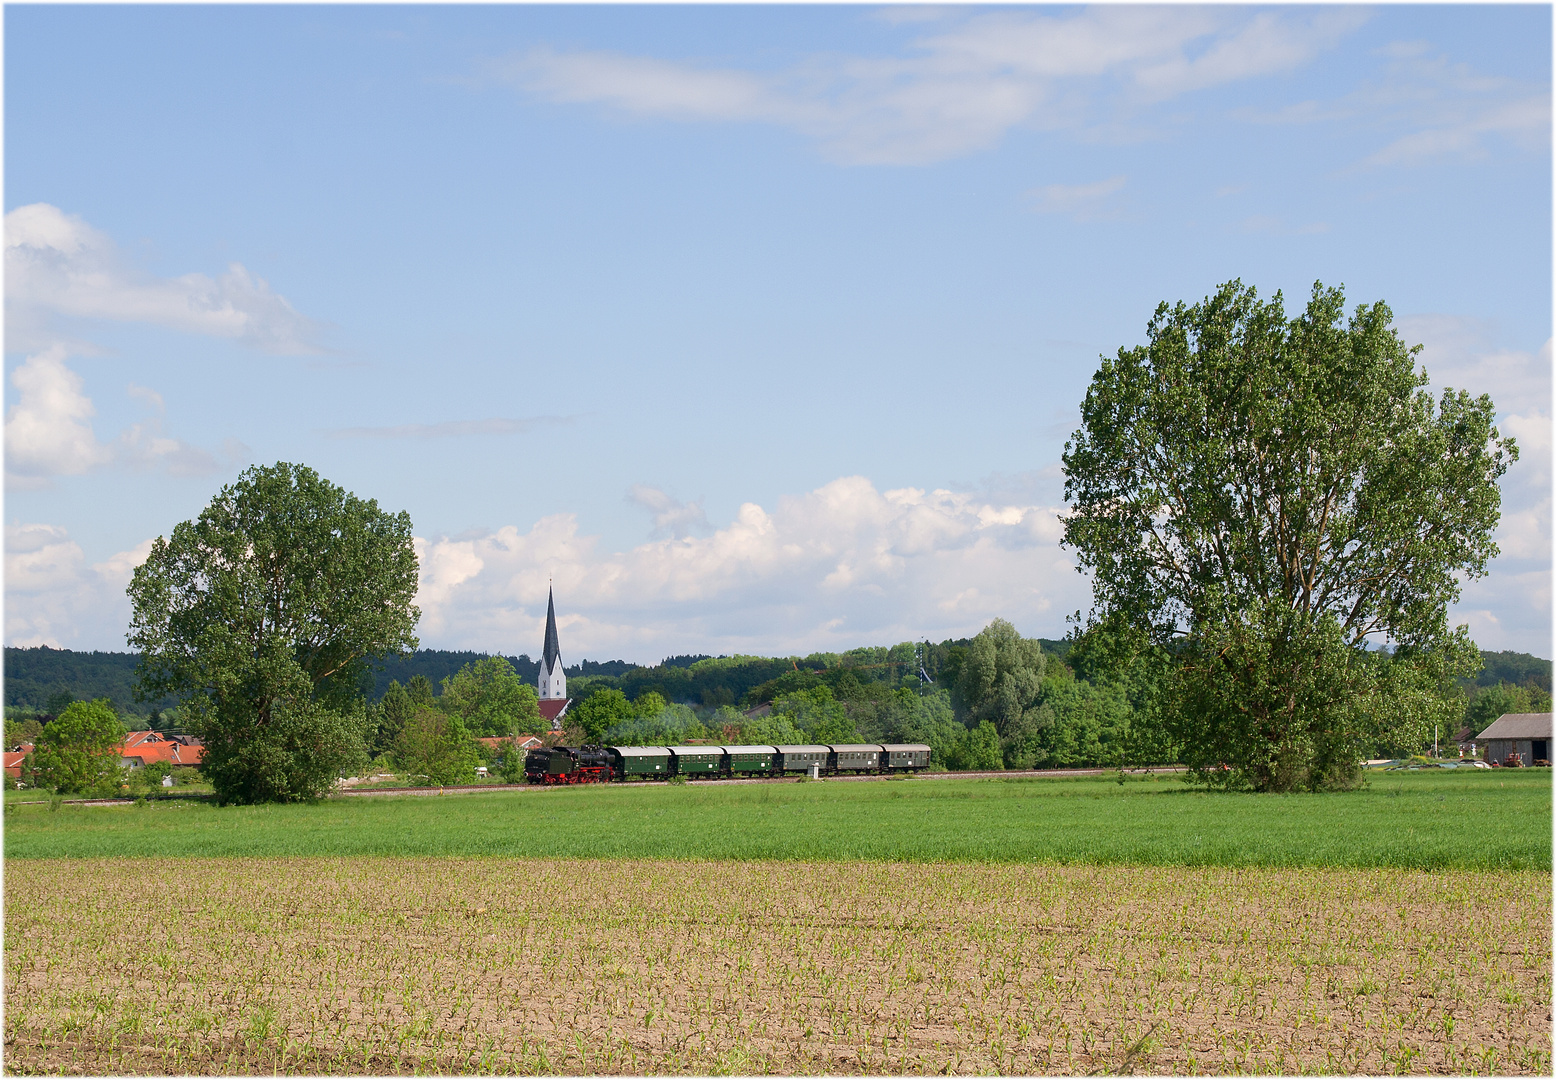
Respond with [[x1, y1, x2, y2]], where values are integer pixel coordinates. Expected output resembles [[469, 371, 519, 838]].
[[5, 768, 1549, 870]]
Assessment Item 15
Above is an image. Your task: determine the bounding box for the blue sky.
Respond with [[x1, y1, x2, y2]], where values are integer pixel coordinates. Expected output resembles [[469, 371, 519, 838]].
[[5, 4, 1551, 663]]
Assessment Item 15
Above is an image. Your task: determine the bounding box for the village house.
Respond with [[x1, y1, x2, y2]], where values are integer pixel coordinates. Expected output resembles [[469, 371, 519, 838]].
[[476, 733, 545, 756], [6, 730, 205, 783], [120, 730, 204, 769], [1475, 712, 1552, 767], [4, 743, 35, 779]]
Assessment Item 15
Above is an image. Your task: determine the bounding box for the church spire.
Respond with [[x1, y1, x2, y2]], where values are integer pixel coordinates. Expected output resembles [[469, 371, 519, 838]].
[[538, 585, 566, 701]]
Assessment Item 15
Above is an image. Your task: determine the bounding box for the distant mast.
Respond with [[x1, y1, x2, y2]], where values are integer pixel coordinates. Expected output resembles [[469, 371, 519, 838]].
[[538, 586, 566, 702]]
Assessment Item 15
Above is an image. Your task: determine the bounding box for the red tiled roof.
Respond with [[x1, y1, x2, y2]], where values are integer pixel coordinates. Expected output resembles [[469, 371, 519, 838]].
[[4, 747, 31, 778], [476, 735, 544, 750], [538, 699, 570, 724], [120, 732, 203, 767]]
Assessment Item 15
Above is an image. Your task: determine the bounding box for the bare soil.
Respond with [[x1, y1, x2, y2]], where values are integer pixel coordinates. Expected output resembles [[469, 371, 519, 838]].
[[4, 858, 1549, 1074]]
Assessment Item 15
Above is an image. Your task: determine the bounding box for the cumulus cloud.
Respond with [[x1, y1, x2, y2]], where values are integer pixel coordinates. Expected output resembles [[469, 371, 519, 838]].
[[1027, 176, 1126, 222], [3, 204, 293, 487], [413, 475, 1081, 661], [4, 523, 153, 648], [4, 345, 238, 489], [1398, 316, 1552, 655], [495, 8, 1365, 165], [3, 346, 113, 488], [5, 203, 324, 356], [628, 484, 713, 540]]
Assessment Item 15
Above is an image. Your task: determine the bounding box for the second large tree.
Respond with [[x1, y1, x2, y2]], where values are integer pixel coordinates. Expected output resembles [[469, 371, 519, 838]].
[[1061, 281, 1516, 791]]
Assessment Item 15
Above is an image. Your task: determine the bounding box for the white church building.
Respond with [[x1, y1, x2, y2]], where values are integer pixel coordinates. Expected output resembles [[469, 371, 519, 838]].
[[536, 587, 571, 731]]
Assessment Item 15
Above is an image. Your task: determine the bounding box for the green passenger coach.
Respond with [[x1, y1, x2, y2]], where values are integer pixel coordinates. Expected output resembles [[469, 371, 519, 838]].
[[722, 745, 781, 774], [667, 746, 722, 775], [610, 746, 673, 777]]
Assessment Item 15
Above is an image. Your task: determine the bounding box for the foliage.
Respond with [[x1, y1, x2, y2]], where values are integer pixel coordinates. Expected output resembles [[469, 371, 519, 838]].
[[1063, 615, 1179, 766], [493, 739, 526, 783], [124, 758, 174, 796], [1470, 650, 1553, 692], [370, 681, 414, 757], [571, 688, 633, 742], [127, 462, 419, 804], [604, 702, 707, 746], [1464, 681, 1554, 737], [1007, 670, 1129, 769], [737, 713, 806, 746], [439, 656, 542, 737], [392, 707, 479, 786], [5, 715, 45, 745], [200, 696, 371, 803], [952, 620, 1049, 767], [25, 699, 124, 795], [770, 686, 858, 743], [1062, 281, 1513, 791], [945, 720, 1003, 771], [632, 691, 668, 718]]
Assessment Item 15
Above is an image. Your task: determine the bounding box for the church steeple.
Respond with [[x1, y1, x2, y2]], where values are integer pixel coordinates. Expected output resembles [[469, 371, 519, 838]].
[[538, 586, 566, 701]]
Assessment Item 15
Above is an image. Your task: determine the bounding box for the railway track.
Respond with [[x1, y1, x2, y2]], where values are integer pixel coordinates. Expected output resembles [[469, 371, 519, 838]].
[[336, 764, 1186, 797]]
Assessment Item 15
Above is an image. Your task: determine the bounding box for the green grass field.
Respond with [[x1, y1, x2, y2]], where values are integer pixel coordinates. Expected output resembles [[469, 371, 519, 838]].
[[5, 768, 1549, 869]]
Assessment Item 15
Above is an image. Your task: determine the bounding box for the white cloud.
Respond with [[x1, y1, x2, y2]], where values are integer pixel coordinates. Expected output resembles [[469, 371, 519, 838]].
[[1398, 315, 1551, 410], [1028, 176, 1126, 222], [412, 475, 1080, 661], [1132, 9, 1365, 99], [4, 345, 235, 489], [3, 346, 113, 488], [496, 8, 1365, 165], [4, 204, 291, 487], [1365, 92, 1550, 167], [4, 523, 152, 648], [5, 203, 324, 355], [1237, 43, 1549, 169], [628, 484, 713, 540], [1401, 317, 1552, 656]]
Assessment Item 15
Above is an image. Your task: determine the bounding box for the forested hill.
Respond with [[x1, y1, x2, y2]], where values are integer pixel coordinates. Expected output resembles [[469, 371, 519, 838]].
[[366, 651, 637, 699], [1, 646, 641, 714], [1473, 650, 1553, 691], [5, 642, 1549, 716]]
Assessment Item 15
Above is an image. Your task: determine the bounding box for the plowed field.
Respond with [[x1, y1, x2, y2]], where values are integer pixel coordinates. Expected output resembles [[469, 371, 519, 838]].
[[5, 858, 1549, 1074]]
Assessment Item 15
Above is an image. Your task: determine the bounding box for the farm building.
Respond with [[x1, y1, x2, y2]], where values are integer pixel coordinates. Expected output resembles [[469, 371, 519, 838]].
[[1475, 712, 1552, 767]]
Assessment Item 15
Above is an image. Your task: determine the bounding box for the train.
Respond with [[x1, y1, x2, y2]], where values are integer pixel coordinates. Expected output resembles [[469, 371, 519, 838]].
[[523, 742, 933, 784]]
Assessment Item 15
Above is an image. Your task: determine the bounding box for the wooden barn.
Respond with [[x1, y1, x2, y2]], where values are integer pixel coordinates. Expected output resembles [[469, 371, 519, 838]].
[[1475, 713, 1552, 767]]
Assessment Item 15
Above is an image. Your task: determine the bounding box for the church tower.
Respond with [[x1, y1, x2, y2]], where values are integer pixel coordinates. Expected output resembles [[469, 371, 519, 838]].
[[538, 586, 566, 702]]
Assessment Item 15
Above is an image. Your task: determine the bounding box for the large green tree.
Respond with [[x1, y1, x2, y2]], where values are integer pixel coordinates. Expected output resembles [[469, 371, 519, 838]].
[[440, 657, 542, 737], [26, 699, 125, 794], [571, 688, 633, 742], [953, 619, 1047, 768], [127, 462, 420, 803], [1062, 281, 1515, 791], [393, 707, 479, 786]]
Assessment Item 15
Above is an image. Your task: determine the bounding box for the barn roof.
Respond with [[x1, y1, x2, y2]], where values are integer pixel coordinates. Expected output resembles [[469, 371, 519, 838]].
[[1475, 713, 1553, 740]]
